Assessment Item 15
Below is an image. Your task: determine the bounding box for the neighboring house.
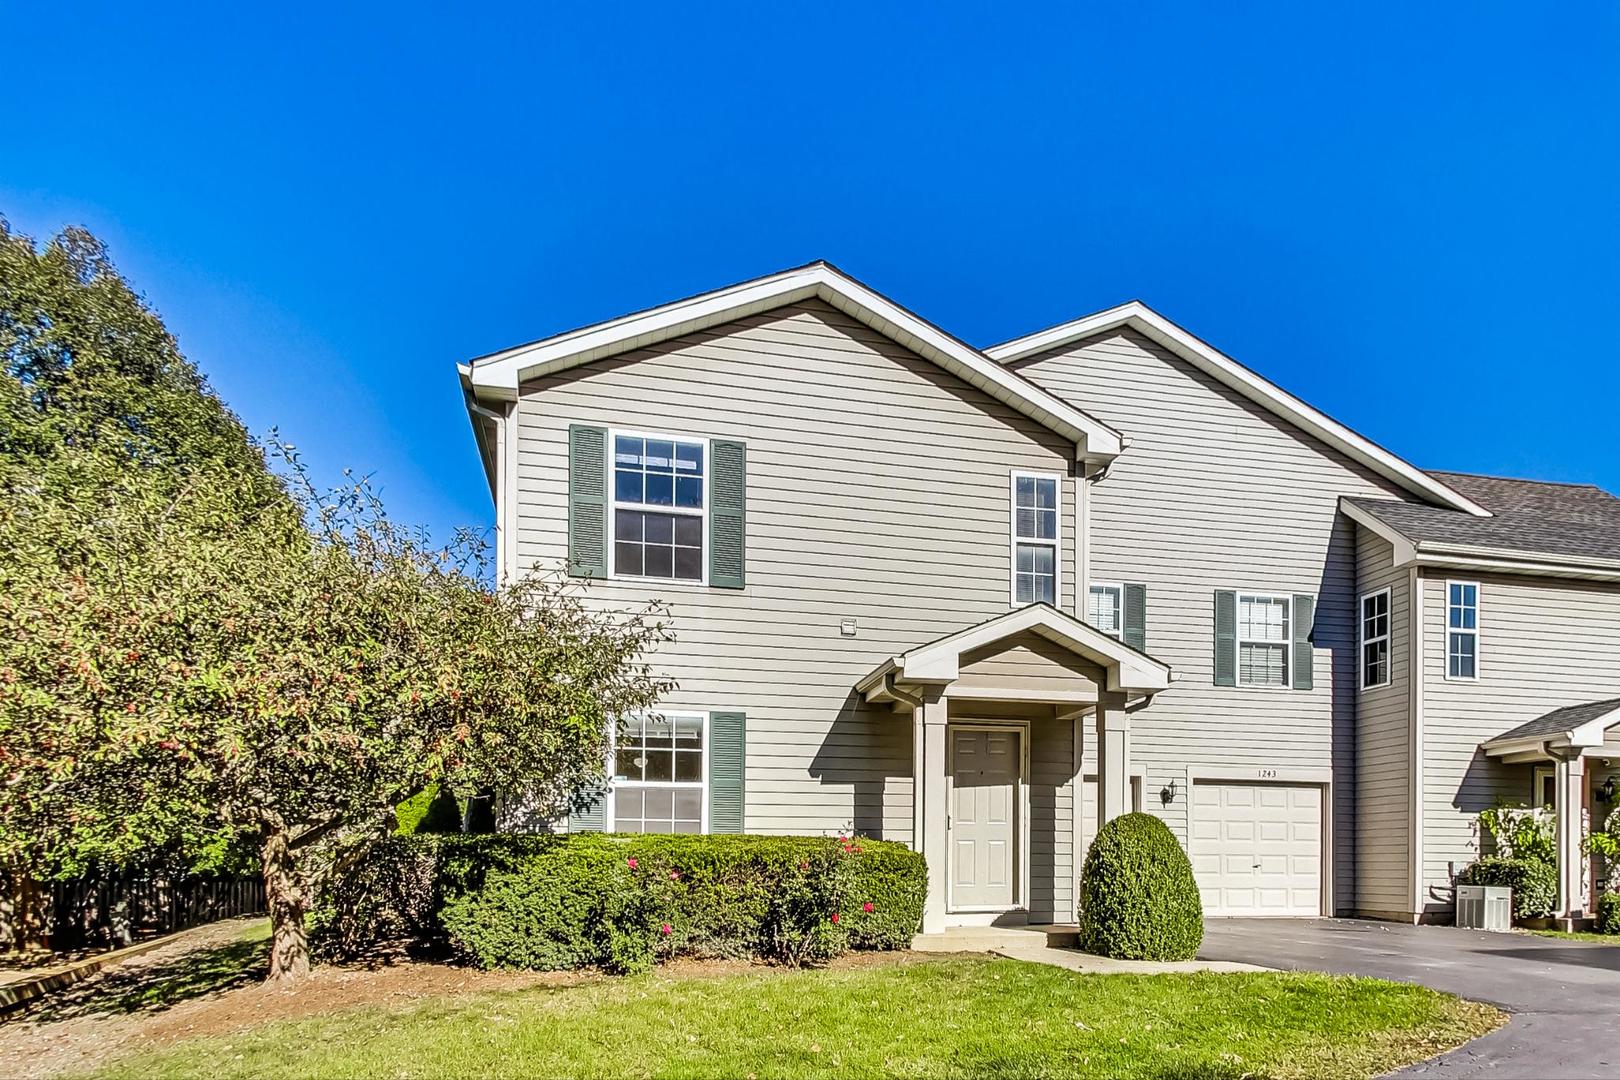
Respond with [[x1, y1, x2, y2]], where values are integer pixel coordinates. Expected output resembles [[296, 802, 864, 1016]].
[[459, 262, 1620, 931]]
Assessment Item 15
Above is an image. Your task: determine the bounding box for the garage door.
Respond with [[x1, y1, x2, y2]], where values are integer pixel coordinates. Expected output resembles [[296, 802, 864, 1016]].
[[1190, 782, 1322, 917]]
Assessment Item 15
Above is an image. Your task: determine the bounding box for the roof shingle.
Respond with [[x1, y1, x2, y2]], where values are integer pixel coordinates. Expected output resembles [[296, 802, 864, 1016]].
[[1487, 697, 1620, 745]]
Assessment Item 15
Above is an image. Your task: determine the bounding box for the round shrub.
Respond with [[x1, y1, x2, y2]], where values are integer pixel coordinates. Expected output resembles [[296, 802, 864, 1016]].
[[1598, 892, 1619, 936], [1454, 857, 1556, 920], [1079, 812, 1203, 961]]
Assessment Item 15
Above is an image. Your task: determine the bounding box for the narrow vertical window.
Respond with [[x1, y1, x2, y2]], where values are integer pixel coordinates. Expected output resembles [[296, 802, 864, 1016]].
[[1011, 473, 1060, 606], [1360, 589, 1391, 689], [1447, 582, 1479, 680], [1088, 584, 1123, 637], [1236, 593, 1290, 687]]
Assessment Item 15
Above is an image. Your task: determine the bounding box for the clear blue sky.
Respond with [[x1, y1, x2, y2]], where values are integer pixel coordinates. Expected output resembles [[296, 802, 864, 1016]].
[[6, 3, 1616, 542]]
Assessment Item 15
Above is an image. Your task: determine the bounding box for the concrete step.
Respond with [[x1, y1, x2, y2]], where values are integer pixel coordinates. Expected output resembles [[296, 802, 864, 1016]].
[[912, 923, 1080, 952]]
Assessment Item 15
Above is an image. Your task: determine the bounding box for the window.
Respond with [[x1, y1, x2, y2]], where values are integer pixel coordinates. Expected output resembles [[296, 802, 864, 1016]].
[[611, 712, 705, 833], [1447, 581, 1479, 680], [1088, 583, 1123, 638], [612, 433, 705, 582], [1011, 473, 1060, 605], [1237, 593, 1290, 687], [1360, 589, 1391, 689]]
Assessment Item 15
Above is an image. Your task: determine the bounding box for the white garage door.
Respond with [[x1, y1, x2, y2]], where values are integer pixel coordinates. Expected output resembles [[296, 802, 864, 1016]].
[[1190, 782, 1322, 917]]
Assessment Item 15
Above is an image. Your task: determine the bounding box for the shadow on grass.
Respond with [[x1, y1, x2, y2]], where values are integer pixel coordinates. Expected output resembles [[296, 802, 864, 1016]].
[[20, 932, 269, 1022]]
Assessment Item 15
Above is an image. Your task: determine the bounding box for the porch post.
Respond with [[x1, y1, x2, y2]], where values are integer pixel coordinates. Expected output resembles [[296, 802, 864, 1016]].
[[919, 690, 950, 935], [1554, 750, 1587, 919], [1096, 689, 1131, 825]]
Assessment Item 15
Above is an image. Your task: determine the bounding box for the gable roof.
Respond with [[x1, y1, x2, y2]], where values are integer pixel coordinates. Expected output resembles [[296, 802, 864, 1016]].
[[1343, 472, 1620, 576], [460, 261, 1124, 461], [985, 301, 1489, 517], [1481, 697, 1620, 756]]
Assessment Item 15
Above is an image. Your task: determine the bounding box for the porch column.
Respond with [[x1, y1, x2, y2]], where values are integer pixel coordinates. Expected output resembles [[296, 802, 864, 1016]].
[[919, 691, 950, 935], [1554, 750, 1587, 919], [1096, 689, 1131, 825]]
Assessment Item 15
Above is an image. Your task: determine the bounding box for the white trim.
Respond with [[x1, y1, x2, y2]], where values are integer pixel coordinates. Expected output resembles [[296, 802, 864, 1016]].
[[1009, 470, 1063, 609], [1234, 591, 1293, 689], [987, 301, 1489, 516], [463, 262, 1124, 461], [605, 710, 711, 834], [1408, 567, 1425, 914], [1086, 581, 1124, 639], [945, 719, 1031, 915], [1184, 768, 1333, 917], [1359, 587, 1393, 690], [1532, 765, 1556, 809], [605, 427, 711, 588], [1443, 579, 1481, 682]]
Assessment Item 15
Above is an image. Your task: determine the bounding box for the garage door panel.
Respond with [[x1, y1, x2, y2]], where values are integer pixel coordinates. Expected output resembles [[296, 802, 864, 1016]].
[[1195, 782, 1322, 917]]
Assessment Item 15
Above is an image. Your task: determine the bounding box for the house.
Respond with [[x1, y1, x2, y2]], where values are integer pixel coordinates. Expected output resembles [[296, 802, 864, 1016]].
[[458, 262, 1620, 932]]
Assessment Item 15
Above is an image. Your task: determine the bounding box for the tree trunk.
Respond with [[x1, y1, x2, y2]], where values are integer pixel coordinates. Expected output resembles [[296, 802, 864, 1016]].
[[3, 862, 50, 956], [260, 825, 310, 982]]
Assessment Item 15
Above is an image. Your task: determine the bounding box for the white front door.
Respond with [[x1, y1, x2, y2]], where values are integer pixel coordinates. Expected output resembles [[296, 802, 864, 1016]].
[[949, 728, 1020, 910], [1191, 781, 1323, 917]]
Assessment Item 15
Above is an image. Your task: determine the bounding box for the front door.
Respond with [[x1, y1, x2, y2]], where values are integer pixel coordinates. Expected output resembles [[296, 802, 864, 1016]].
[[949, 727, 1020, 910]]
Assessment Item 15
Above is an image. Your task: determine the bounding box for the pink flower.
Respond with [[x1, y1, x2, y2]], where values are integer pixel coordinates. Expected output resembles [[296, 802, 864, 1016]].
[[853, 846, 863, 853], [660, 923, 672, 936], [830, 912, 840, 924], [669, 869, 681, 880], [626, 857, 638, 869], [862, 902, 874, 913]]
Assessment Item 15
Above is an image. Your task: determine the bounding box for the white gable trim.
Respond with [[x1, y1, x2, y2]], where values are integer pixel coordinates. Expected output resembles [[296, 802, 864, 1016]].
[[462, 262, 1124, 461], [987, 301, 1490, 517]]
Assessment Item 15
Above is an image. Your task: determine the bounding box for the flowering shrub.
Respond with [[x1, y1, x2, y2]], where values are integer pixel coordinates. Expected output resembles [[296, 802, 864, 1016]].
[[1476, 806, 1556, 865], [315, 833, 925, 972]]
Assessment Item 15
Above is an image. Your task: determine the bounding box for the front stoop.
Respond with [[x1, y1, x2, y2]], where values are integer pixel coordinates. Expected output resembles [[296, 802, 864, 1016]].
[[911, 924, 1080, 952]]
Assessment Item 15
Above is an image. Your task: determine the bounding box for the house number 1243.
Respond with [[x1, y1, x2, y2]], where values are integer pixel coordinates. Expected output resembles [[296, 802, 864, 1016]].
[[1256, 769, 1278, 779]]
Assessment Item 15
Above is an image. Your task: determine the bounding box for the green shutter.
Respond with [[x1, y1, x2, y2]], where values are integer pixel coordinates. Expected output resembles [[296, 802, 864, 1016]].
[[1213, 590, 1237, 687], [1122, 583, 1147, 651], [567, 783, 607, 833], [567, 425, 608, 578], [1292, 594, 1315, 691], [708, 711, 746, 833], [709, 440, 747, 589]]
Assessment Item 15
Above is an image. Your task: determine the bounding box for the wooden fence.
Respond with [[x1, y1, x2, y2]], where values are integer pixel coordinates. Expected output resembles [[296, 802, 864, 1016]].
[[4, 870, 265, 954]]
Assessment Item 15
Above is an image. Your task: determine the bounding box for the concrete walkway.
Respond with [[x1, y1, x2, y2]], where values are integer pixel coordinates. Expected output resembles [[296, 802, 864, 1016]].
[[913, 923, 1271, 974], [1199, 917, 1620, 1079]]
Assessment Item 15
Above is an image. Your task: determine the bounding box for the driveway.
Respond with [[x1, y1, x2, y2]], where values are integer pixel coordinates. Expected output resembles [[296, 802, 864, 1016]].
[[1199, 918, 1620, 1079]]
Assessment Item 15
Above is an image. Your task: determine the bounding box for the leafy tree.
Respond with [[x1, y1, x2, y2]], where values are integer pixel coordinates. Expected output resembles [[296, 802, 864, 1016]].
[[1, 221, 674, 977]]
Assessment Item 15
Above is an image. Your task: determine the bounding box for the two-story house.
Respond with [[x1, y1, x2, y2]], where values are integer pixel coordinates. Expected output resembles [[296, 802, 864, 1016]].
[[459, 262, 1620, 933]]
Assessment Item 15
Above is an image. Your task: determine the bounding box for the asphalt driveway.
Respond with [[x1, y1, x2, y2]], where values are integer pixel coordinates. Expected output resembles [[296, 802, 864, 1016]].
[[1198, 918, 1620, 1079]]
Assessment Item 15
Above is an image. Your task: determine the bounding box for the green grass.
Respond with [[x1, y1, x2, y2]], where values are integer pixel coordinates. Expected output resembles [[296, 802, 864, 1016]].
[[1526, 928, 1620, 944], [88, 954, 1500, 1080]]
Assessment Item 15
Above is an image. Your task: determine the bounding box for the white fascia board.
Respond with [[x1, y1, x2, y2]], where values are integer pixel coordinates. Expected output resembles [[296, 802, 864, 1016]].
[[1567, 708, 1620, 748], [1338, 499, 1419, 564], [988, 301, 1491, 517], [1410, 549, 1620, 583], [461, 263, 1124, 460]]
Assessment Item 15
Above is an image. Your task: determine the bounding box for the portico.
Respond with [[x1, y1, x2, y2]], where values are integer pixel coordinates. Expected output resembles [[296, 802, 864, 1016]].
[[855, 604, 1173, 935]]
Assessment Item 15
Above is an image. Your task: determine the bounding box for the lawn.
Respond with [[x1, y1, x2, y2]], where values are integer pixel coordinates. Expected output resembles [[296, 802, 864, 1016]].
[[1526, 928, 1620, 944], [87, 953, 1500, 1080]]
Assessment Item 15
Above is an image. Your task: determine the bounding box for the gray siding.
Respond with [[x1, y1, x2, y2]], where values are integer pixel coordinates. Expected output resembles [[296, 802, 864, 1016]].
[[1011, 329, 1412, 915], [1419, 571, 1620, 917], [1354, 529, 1412, 916], [514, 299, 1076, 841]]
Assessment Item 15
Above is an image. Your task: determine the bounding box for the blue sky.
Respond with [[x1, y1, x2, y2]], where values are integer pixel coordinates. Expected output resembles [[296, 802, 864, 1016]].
[[6, 3, 1616, 543]]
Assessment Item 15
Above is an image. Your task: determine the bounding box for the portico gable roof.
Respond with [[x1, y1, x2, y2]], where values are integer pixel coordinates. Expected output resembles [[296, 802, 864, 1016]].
[[1480, 697, 1620, 760], [856, 603, 1173, 702]]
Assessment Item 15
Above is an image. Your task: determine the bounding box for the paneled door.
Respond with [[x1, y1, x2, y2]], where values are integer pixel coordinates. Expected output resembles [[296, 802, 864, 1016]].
[[949, 728, 1021, 910]]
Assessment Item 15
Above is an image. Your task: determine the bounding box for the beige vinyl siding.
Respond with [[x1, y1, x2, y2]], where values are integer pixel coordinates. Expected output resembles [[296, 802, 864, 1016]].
[[1353, 529, 1412, 917], [1029, 715, 1075, 923], [1419, 571, 1620, 917], [514, 298, 1076, 841], [1011, 329, 1412, 915]]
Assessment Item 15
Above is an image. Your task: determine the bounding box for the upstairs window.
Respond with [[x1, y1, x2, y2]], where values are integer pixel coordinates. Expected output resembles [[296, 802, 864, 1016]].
[[612, 433, 705, 582], [1237, 593, 1290, 687], [1011, 473, 1060, 606], [1447, 582, 1479, 680], [1360, 589, 1391, 689], [1088, 583, 1123, 638]]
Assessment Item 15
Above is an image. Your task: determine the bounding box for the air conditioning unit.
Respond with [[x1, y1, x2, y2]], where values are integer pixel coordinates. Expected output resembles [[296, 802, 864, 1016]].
[[1456, 885, 1512, 931]]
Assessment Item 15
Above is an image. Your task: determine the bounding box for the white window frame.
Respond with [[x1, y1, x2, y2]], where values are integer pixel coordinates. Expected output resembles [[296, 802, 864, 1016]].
[[1444, 579, 1481, 682], [1235, 591, 1292, 689], [606, 710, 710, 834], [1087, 581, 1124, 639], [1359, 588, 1392, 690], [1009, 470, 1062, 608], [607, 427, 711, 588]]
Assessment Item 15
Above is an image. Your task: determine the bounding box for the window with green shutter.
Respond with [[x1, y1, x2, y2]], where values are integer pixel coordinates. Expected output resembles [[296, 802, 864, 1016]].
[[567, 425, 608, 578], [708, 711, 746, 834]]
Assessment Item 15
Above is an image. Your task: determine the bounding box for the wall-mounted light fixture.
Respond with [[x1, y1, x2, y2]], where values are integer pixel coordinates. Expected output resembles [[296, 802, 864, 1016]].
[[1160, 778, 1178, 806], [1600, 775, 1617, 804]]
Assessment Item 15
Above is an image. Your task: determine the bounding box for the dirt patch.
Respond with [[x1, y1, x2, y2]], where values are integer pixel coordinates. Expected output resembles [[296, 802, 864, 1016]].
[[2, 919, 925, 1079]]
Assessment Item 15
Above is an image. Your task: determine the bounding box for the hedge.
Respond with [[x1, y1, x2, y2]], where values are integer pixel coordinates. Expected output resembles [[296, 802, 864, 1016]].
[[1597, 892, 1619, 935], [312, 833, 925, 972], [1078, 812, 1203, 961], [1454, 856, 1557, 920]]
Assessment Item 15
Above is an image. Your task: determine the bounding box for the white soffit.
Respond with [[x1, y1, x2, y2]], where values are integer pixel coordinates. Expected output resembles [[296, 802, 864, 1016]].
[[461, 262, 1124, 460], [987, 301, 1490, 517]]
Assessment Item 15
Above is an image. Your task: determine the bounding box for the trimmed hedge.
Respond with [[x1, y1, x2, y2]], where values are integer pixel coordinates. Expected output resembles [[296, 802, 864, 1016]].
[[1597, 892, 1619, 935], [313, 833, 925, 972], [1454, 857, 1556, 920], [394, 785, 464, 836], [1078, 812, 1203, 961]]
